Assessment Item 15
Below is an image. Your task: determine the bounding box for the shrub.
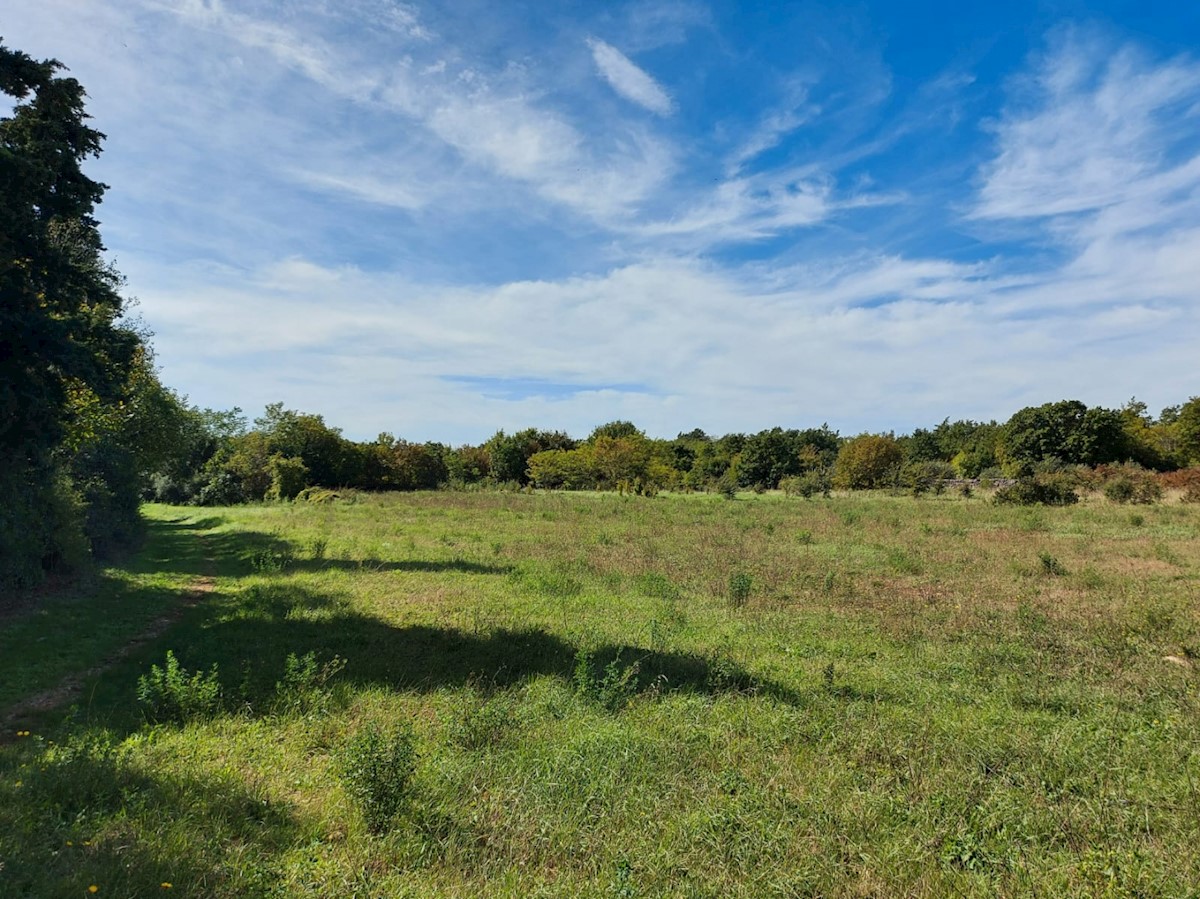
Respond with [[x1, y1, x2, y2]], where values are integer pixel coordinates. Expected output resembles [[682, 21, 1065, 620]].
[[338, 722, 417, 833], [994, 476, 1079, 506], [728, 571, 753, 607], [780, 470, 831, 498], [902, 460, 955, 496], [1104, 476, 1162, 505], [195, 469, 247, 506], [1159, 467, 1200, 503], [137, 650, 222, 722], [266, 454, 309, 501], [1099, 463, 1162, 505]]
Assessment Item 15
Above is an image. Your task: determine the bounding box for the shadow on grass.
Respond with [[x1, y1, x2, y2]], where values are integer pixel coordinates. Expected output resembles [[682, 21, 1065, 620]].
[[143, 519, 513, 577], [93, 578, 803, 717], [2, 733, 297, 896], [288, 558, 515, 575]]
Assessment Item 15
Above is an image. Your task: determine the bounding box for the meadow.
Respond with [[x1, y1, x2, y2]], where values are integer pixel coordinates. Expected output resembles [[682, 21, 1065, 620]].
[[2, 489, 1198, 898]]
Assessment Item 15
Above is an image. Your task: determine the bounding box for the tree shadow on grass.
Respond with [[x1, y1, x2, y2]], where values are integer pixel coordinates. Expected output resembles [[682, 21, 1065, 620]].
[[142, 519, 513, 578], [288, 558, 515, 575], [94, 580, 803, 715], [2, 733, 298, 897]]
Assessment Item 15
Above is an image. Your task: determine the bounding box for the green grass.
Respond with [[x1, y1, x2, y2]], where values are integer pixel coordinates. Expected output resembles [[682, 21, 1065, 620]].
[[2, 491, 1199, 897]]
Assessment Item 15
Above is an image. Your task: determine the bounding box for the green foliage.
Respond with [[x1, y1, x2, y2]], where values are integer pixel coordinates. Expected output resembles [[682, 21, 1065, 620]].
[[0, 463, 91, 588], [573, 648, 641, 711], [0, 42, 154, 584], [779, 470, 831, 498], [588, 420, 644, 442], [447, 692, 518, 749], [272, 651, 345, 718], [487, 428, 577, 485], [1176, 396, 1200, 464], [999, 400, 1129, 473], [1102, 465, 1163, 505], [728, 571, 753, 607], [1038, 552, 1068, 576], [136, 650, 223, 722], [832, 434, 903, 490], [902, 460, 955, 496], [266, 454, 309, 501], [738, 426, 840, 489], [337, 722, 417, 833], [527, 446, 598, 489], [994, 476, 1079, 507]]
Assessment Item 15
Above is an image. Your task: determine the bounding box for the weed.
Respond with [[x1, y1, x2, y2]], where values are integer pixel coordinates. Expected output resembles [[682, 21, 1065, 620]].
[[796, 529, 814, 545], [822, 661, 836, 691], [136, 650, 222, 722], [249, 547, 294, 573], [448, 692, 517, 750], [728, 571, 753, 607], [1038, 552, 1068, 576], [574, 648, 640, 711], [25, 732, 131, 820], [337, 721, 417, 833], [273, 651, 346, 718]]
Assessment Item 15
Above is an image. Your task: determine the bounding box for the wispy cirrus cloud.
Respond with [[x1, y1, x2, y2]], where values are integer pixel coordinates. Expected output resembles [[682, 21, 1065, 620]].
[[975, 28, 1200, 222], [587, 38, 674, 115], [6, 3, 1199, 442]]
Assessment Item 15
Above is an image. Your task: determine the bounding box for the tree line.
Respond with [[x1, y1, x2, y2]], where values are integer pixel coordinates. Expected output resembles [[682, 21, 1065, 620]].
[[138, 396, 1200, 512], [3, 40, 1199, 590]]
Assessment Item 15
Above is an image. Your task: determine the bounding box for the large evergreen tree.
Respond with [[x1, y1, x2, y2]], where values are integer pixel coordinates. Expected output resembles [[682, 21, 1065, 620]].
[[1, 41, 141, 586]]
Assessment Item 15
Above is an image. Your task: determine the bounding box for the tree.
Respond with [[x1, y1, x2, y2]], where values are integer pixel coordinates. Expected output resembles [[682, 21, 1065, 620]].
[[1, 43, 143, 585], [832, 435, 903, 490], [1178, 397, 1200, 464], [1, 44, 137, 459], [998, 400, 1128, 473], [588, 421, 643, 442]]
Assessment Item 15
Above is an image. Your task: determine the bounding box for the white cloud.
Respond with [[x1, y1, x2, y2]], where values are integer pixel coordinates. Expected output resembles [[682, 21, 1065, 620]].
[[129, 242, 1200, 443], [587, 38, 674, 115], [975, 30, 1200, 221]]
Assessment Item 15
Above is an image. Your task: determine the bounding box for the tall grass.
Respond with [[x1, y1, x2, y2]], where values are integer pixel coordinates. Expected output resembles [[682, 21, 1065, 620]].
[[1, 490, 1198, 897]]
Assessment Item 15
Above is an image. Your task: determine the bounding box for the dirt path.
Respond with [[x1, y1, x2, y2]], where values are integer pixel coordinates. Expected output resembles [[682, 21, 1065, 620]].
[[0, 569, 216, 739]]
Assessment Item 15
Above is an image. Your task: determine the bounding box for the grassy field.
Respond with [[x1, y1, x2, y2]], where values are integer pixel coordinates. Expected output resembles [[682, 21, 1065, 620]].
[[2, 490, 1199, 897]]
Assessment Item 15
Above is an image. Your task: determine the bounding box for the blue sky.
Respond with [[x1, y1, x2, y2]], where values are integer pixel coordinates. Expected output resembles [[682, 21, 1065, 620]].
[[5, 0, 1200, 442]]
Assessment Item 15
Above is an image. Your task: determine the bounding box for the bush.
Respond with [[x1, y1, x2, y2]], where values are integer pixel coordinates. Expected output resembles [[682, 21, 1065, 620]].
[[1104, 475, 1162, 505], [994, 476, 1079, 506], [902, 460, 955, 496], [338, 722, 417, 833], [266, 454, 309, 501], [1159, 467, 1200, 503], [1038, 551, 1068, 576], [780, 470, 831, 498], [195, 469, 247, 506], [0, 465, 91, 589], [137, 650, 222, 722]]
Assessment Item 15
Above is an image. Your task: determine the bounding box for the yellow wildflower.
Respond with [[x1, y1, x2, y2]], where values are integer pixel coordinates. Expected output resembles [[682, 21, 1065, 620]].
[[89, 887, 99, 894], [161, 884, 173, 889]]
